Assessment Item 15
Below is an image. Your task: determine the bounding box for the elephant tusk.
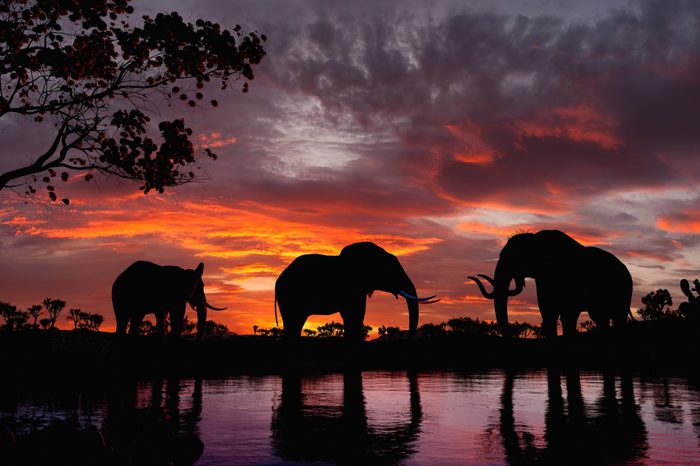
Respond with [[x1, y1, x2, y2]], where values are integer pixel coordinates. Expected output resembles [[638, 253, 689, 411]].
[[205, 303, 227, 311], [421, 298, 441, 304], [468, 275, 494, 300], [398, 290, 437, 301], [368, 290, 374, 298]]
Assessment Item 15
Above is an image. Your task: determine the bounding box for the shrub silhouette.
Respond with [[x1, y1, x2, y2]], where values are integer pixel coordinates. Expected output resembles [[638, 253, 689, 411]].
[[637, 289, 675, 321], [42, 298, 66, 329]]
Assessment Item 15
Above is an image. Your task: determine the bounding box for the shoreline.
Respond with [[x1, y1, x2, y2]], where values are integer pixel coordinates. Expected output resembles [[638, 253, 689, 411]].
[[1, 319, 697, 380]]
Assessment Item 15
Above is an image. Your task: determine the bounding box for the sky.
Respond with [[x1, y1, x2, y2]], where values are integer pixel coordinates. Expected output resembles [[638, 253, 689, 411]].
[[2, 0, 700, 335]]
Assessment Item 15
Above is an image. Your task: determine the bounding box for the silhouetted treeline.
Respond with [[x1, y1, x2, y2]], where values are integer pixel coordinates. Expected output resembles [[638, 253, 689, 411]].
[[254, 321, 373, 340], [139, 316, 229, 339], [0, 299, 103, 332]]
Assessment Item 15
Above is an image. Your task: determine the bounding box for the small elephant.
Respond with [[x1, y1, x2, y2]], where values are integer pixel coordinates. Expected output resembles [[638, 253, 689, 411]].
[[275, 242, 438, 341], [469, 230, 633, 338], [112, 261, 225, 338]]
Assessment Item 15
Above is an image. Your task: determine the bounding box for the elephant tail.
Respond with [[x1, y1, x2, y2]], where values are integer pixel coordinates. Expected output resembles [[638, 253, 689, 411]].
[[274, 290, 279, 328]]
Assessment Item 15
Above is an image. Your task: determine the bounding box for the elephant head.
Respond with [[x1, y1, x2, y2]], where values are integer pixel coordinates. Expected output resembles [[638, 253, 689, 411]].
[[469, 232, 575, 337], [184, 263, 227, 337], [471, 234, 533, 338], [339, 242, 438, 337]]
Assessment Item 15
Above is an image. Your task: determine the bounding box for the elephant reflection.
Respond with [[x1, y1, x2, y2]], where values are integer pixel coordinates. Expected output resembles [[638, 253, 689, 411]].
[[493, 369, 648, 465], [272, 371, 422, 464], [102, 377, 204, 465]]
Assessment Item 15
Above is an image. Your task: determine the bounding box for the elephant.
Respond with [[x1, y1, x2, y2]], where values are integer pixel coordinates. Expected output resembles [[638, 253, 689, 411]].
[[274, 242, 439, 341], [468, 230, 632, 338], [112, 261, 225, 338]]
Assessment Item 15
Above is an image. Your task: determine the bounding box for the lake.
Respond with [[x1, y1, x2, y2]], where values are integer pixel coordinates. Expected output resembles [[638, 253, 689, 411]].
[[1, 369, 699, 465]]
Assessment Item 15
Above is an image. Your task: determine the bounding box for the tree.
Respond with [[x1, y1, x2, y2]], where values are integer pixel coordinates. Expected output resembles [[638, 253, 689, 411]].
[[316, 321, 344, 337], [378, 325, 402, 339], [202, 319, 228, 339], [0, 301, 29, 330], [418, 322, 447, 338], [253, 324, 258, 336], [181, 315, 196, 336], [0, 1, 266, 200], [511, 321, 535, 339], [42, 298, 66, 328], [302, 328, 317, 337], [87, 313, 103, 331], [139, 319, 154, 335], [67, 308, 82, 329], [27, 304, 43, 328], [580, 320, 595, 332], [637, 289, 674, 321], [362, 325, 373, 340]]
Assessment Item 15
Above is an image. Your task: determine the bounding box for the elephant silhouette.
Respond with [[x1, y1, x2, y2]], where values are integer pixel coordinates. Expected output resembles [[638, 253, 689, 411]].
[[112, 261, 225, 338], [271, 370, 422, 464], [491, 368, 648, 465], [275, 242, 438, 341], [469, 230, 633, 337]]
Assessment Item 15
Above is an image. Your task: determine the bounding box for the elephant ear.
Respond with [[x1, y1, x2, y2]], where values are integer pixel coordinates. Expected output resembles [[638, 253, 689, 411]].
[[194, 263, 204, 278]]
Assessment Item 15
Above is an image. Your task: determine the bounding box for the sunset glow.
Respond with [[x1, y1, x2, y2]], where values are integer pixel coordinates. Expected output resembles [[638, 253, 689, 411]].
[[2, 0, 700, 336]]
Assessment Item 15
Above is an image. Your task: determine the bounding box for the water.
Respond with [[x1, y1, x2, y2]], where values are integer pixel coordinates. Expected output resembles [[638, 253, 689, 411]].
[[2, 370, 699, 465]]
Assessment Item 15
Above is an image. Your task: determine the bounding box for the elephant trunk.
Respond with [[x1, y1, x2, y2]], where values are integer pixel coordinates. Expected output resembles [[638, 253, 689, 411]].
[[494, 263, 514, 338], [403, 280, 419, 337], [196, 304, 207, 338]]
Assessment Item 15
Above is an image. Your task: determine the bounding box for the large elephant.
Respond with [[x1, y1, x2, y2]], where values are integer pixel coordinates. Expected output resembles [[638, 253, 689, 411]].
[[112, 261, 225, 338], [275, 242, 438, 341], [469, 230, 632, 338]]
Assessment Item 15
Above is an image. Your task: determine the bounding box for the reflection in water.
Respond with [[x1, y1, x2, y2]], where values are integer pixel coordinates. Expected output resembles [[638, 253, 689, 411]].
[[1, 371, 699, 464], [271, 370, 422, 464], [103, 377, 204, 465], [496, 369, 648, 465], [0, 378, 205, 465]]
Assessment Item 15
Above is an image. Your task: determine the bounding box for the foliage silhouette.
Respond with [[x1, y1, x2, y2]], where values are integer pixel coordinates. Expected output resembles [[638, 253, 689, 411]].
[[42, 298, 65, 329], [637, 289, 675, 321], [67, 308, 82, 329], [0, 302, 29, 331], [0, 0, 266, 200], [26, 305, 43, 329]]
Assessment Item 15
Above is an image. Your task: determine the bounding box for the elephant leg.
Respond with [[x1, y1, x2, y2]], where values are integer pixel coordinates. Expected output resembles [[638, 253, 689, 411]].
[[116, 313, 128, 335], [537, 282, 559, 338], [561, 311, 580, 336], [128, 315, 143, 336], [282, 309, 305, 341], [341, 296, 366, 342], [541, 312, 558, 338], [155, 312, 167, 337], [169, 302, 185, 337]]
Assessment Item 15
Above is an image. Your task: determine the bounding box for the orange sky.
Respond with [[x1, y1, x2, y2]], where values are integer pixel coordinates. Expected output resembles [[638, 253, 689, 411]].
[[2, 0, 700, 336]]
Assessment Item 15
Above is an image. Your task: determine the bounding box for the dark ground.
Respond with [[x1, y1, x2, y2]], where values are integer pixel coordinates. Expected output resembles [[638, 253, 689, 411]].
[[1, 319, 697, 380]]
